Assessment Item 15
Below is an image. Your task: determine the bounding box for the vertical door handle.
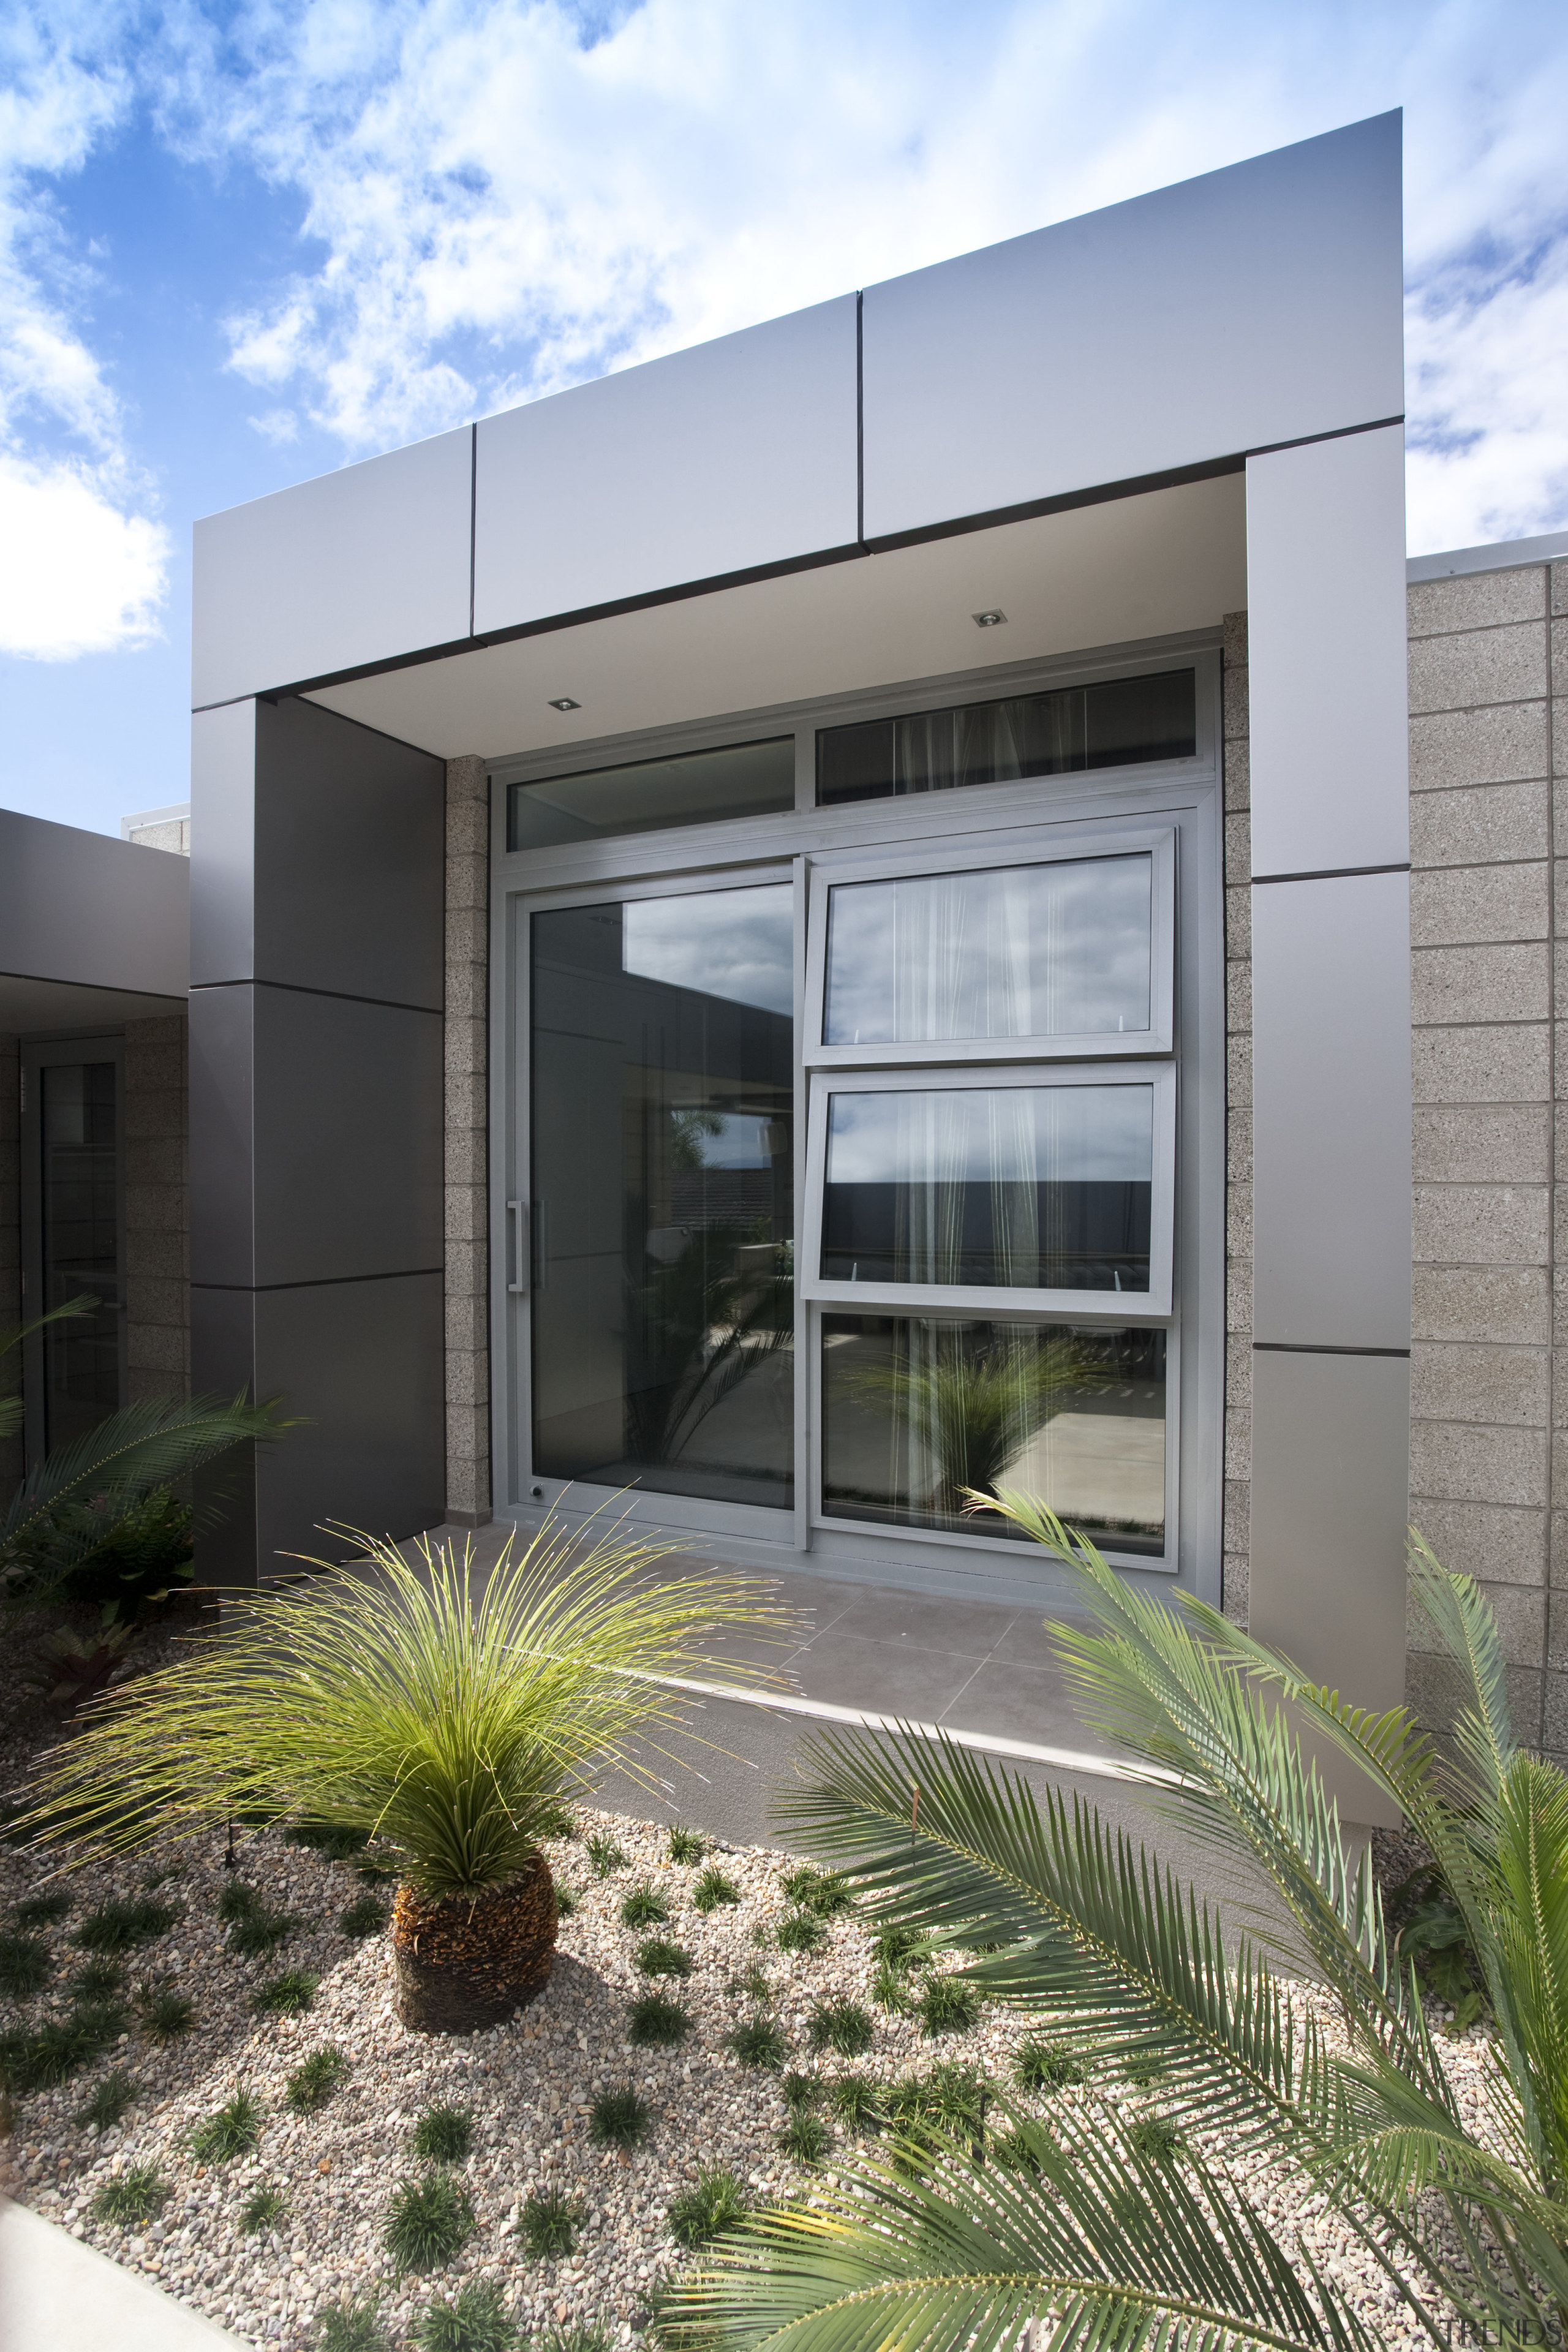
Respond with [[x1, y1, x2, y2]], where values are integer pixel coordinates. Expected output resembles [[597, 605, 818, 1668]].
[[507, 1199, 528, 1295]]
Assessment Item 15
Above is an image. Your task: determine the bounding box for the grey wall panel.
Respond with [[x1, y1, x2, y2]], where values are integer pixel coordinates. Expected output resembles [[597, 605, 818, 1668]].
[[251, 987, 444, 1287], [189, 984, 255, 1289], [192, 1275, 445, 1583], [862, 114, 1402, 541], [191, 427, 472, 709], [252, 1273, 445, 1572], [253, 698, 445, 1007], [1250, 1348, 1409, 1789], [190, 701, 257, 987], [0, 810, 189, 999], [1246, 426, 1410, 875], [1251, 872, 1412, 1350], [472, 295, 858, 633]]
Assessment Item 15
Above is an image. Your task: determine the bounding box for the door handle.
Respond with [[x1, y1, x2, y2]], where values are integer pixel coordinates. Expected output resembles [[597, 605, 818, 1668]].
[[507, 1199, 528, 1295]]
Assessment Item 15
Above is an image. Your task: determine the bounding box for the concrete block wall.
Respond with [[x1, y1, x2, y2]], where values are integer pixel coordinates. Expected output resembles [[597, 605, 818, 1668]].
[[445, 755, 492, 1525], [123, 1014, 189, 1403], [0, 1036, 19, 1493], [1222, 609, 1253, 1624], [1406, 557, 1565, 1765]]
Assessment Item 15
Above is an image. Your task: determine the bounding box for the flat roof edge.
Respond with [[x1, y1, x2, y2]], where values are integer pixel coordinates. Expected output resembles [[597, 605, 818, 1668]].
[[1408, 529, 1568, 582]]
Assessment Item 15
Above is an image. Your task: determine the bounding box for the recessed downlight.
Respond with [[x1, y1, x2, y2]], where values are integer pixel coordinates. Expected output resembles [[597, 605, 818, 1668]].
[[971, 609, 1008, 629], [548, 696, 581, 711]]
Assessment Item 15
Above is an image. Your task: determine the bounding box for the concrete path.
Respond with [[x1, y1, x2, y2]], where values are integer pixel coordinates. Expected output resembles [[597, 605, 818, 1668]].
[[0, 2196, 245, 2351]]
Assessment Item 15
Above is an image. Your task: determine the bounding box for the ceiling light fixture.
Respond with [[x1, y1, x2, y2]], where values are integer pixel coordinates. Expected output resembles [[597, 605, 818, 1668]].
[[971, 610, 1008, 629], [548, 696, 581, 711]]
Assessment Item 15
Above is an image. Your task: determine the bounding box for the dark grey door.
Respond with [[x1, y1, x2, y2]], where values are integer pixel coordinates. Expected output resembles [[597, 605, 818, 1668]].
[[21, 1038, 126, 1466]]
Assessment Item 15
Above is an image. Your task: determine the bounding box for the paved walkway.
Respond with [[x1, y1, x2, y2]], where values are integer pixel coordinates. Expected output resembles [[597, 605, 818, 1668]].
[[0, 2196, 244, 2350]]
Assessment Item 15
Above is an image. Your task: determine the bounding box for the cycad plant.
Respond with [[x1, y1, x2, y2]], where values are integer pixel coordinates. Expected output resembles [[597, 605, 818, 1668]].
[[18, 1518, 789, 1904], [665, 1503, 1568, 2352], [851, 1331, 1094, 1518]]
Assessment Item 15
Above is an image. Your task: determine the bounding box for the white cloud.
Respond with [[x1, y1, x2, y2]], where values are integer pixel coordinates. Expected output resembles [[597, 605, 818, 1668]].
[[0, 451, 168, 658], [0, 1, 169, 659]]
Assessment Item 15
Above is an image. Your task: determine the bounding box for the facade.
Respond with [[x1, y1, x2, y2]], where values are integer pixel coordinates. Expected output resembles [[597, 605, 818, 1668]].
[[7, 107, 1562, 1774]]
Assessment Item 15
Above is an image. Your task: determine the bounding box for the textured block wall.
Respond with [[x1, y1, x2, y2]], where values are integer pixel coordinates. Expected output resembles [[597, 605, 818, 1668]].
[[1222, 611, 1253, 1624], [445, 755, 491, 1524], [123, 1014, 189, 1403], [1406, 559, 1566, 1765], [0, 1036, 18, 1492]]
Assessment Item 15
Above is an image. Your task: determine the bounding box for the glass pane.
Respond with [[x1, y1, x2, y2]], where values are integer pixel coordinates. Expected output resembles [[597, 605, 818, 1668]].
[[530, 884, 795, 1507], [509, 738, 794, 850], [817, 671, 1194, 805], [824, 855, 1152, 1046], [40, 1061, 120, 1450], [822, 1316, 1166, 1552], [822, 1084, 1152, 1292]]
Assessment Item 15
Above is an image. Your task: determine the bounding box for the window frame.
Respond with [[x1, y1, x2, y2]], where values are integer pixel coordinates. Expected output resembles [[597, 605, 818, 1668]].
[[802, 823, 1177, 1069], [801, 1058, 1176, 1320]]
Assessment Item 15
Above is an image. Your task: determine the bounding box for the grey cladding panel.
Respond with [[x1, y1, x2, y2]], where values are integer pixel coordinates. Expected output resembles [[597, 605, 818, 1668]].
[[0, 810, 189, 999], [188, 984, 255, 1289], [254, 698, 445, 1008], [862, 114, 1403, 538], [473, 295, 858, 633], [191, 428, 472, 707], [190, 700, 257, 989], [1252, 872, 1412, 1350]]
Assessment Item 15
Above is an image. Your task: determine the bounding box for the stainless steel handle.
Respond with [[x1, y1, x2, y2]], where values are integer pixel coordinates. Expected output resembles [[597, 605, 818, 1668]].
[[507, 1198, 528, 1295]]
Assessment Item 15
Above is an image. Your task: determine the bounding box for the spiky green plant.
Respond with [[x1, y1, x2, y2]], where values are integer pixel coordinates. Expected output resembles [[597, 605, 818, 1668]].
[[286, 2045, 350, 2113], [916, 1971, 982, 2037], [693, 1866, 741, 1913], [75, 2068, 137, 2129], [519, 2185, 579, 2258], [636, 1934, 692, 1977], [585, 1831, 628, 1877], [850, 1330, 1096, 1518], [252, 1969, 317, 2016], [590, 2083, 651, 2150], [12, 1524, 790, 1901], [191, 2088, 263, 2163], [70, 1956, 126, 2000], [620, 1883, 669, 1929], [92, 2162, 170, 2226], [385, 2168, 475, 2272], [727, 2016, 786, 2071], [0, 1930, 50, 1998], [316, 2291, 390, 2351], [667, 2166, 749, 2249], [339, 1894, 388, 1939], [12, 1888, 69, 1926], [413, 2278, 517, 2351], [665, 1506, 1568, 2352], [135, 1982, 196, 2041], [780, 1866, 851, 1917], [775, 1910, 824, 1955], [777, 2108, 831, 2165], [668, 1826, 707, 1864], [628, 1991, 690, 2047], [826, 2072, 884, 2133], [75, 1897, 178, 1953], [808, 1997, 873, 2056], [242, 2182, 288, 2233], [414, 2103, 473, 2162]]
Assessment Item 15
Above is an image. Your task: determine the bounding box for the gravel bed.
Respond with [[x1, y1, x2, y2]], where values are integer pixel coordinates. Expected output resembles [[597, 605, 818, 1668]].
[[0, 1785, 1496, 2351]]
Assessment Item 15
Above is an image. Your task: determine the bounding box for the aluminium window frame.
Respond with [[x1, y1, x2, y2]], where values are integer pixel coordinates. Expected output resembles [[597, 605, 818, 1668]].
[[801, 1058, 1177, 1320]]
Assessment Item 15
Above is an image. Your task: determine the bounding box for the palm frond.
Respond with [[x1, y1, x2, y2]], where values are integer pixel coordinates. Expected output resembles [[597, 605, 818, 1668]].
[[1405, 1529, 1515, 1804], [15, 1517, 797, 1899], [1491, 1754, 1568, 2190]]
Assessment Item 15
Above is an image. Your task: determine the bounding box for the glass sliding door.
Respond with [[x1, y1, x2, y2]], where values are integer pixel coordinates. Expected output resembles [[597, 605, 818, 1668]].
[[529, 881, 796, 1510]]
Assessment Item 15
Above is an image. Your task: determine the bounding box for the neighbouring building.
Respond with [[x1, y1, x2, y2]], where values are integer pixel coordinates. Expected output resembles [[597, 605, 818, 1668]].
[[6, 110, 1566, 1784]]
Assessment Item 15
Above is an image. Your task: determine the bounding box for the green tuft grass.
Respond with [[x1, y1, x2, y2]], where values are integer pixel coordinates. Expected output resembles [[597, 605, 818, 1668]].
[[782, 2069, 819, 2110], [666, 1826, 706, 1864], [252, 1969, 318, 2016], [869, 1922, 934, 1972], [413, 2277, 518, 2351], [285, 1822, 369, 1860], [355, 1857, 400, 1886], [534, 1798, 578, 1841], [74, 2069, 138, 2130], [1014, 2035, 1088, 2093], [519, 2184, 579, 2258], [231, 1906, 296, 1956], [917, 1973, 982, 2037], [692, 1866, 741, 1914], [635, 1935, 692, 1978], [413, 2101, 474, 2162], [726, 2015, 786, 2071], [777, 2108, 831, 2164], [619, 1883, 669, 1929], [728, 1962, 771, 2002], [775, 1910, 824, 1956], [135, 1983, 196, 2042], [190, 2088, 263, 2163], [666, 2165, 748, 2248], [589, 2082, 651, 2150], [315, 2291, 391, 2350], [780, 1866, 851, 1918], [584, 1832, 627, 1877], [70, 1957, 126, 2000], [0, 1931, 50, 1999], [627, 1991, 690, 2048], [826, 2072, 884, 2132], [6, 2005, 125, 2090], [1128, 2113, 1185, 2162], [217, 1880, 260, 1923], [808, 1997, 873, 2056], [532, 2329, 609, 2352], [93, 2163, 170, 2226], [338, 1895, 388, 1939], [286, 2045, 350, 2114], [241, 2182, 288, 2233], [75, 1898, 179, 1954], [553, 1884, 577, 1918], [385, 2168, 476, 2272], [11, 1889, 70, 1928]]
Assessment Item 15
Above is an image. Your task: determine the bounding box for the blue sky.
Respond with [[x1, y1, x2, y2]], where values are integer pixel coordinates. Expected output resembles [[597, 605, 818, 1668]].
[[4, 0, 1567, 837]]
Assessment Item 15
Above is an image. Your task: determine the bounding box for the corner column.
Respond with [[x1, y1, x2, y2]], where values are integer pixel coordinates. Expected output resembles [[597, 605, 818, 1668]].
[[1246, 424, 1412, 1801], [189, 695, 447, 1585], [444, 755, 491, 1527]]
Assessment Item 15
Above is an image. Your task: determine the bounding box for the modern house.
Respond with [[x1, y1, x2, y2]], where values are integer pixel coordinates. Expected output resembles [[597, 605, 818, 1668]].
[[7, 108, 1566, 1782]]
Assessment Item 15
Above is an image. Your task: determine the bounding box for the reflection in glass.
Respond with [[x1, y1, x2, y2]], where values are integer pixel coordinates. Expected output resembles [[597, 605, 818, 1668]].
[[508, 738, 794, 850], [822, 1085, 1152, 1292], [530, 884, 794, 1507], [40, 1062, 120, 1450], [821, 1316, 1165, 1552], [817, 671, 1194, 805], [823, 855, 1152, 1047]]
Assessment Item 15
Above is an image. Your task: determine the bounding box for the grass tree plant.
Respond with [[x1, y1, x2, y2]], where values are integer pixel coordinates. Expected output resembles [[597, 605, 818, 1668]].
[[18, 1518, 788, 2032], [665, 1505, 1568, 2352]]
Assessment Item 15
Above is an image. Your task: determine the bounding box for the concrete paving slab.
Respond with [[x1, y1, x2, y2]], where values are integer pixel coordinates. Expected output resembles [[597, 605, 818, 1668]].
[[0, 2195, 245, 2351]]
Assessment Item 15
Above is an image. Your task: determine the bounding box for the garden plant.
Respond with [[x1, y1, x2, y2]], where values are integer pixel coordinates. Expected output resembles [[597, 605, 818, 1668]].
[[665, 1506, 1568, 2352]]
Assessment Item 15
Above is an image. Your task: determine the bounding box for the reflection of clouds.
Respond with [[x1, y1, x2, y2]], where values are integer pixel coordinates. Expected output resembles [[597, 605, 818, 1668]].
[[825, 855, 1151, 1045], [826, 1085, 1153, 1184], [624, 885, 793, 1015]]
